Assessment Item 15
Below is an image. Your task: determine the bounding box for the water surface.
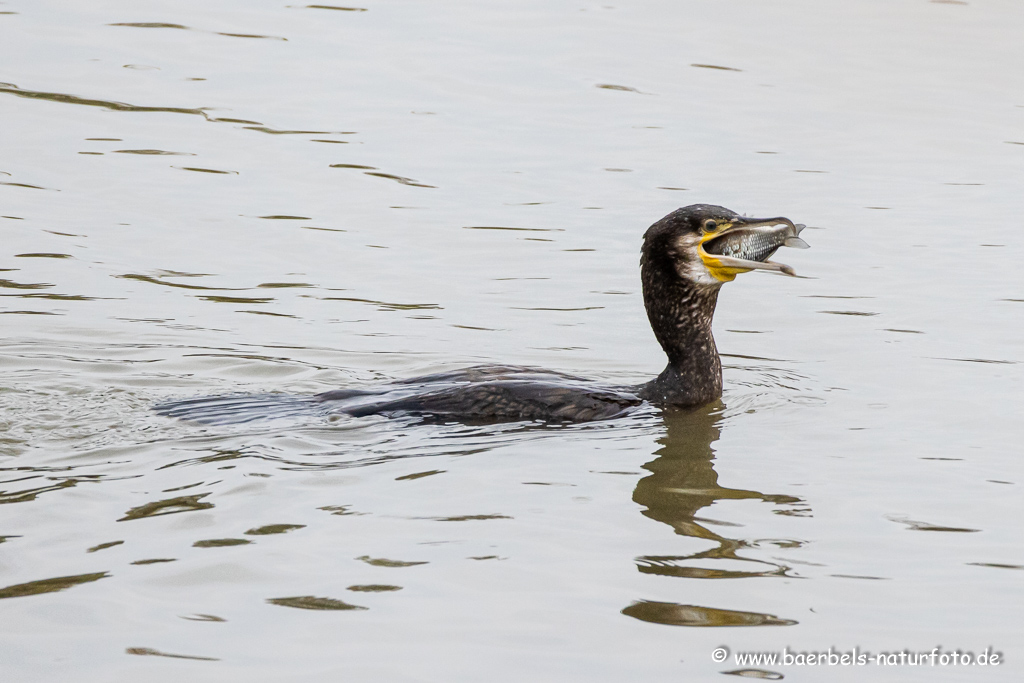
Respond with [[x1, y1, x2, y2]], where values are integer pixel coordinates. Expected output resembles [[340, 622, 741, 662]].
[[2, 0, 1023, 680]]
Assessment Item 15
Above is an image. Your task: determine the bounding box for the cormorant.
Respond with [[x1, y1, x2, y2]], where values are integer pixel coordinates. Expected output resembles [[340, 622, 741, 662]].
[[156, 204, 808, 425]]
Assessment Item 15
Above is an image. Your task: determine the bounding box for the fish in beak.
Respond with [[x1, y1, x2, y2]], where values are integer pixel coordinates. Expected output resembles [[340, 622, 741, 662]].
[[699, 216, 809, 281]]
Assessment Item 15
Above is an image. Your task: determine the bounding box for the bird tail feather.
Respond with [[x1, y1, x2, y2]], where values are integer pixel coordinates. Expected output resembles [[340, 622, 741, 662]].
[[154, 393, 323, 425]]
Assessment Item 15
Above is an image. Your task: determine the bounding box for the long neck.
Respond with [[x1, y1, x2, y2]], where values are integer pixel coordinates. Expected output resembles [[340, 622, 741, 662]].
[[638, 273, 723, 407]]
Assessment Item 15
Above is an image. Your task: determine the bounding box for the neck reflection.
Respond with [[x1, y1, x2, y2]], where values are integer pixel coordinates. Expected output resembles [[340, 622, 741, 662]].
[[632, 405, 807, 580], [621, 405, 807, 627]]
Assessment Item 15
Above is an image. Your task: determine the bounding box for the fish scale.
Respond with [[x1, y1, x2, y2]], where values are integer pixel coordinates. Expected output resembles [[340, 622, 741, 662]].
[[711, 229, 786, 261], [704, 223, 808, 262]]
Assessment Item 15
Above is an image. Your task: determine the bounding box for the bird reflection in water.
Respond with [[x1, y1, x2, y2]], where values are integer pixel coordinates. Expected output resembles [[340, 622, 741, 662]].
[[622, 407, 806, 628]]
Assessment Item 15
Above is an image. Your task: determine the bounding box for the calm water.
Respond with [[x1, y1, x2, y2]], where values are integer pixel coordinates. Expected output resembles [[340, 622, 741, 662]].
[[2, 0, 1022, 680]]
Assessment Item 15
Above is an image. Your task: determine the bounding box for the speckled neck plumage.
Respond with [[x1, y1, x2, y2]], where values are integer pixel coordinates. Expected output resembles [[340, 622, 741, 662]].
[[637, 245, 723, 408]]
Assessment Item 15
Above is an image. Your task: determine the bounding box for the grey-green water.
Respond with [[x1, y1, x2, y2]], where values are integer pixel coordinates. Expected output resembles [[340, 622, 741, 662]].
[[2, 1, 1022, 680]]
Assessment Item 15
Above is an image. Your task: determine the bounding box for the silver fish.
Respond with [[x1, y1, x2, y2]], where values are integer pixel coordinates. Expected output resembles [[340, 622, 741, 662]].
[[704, 223, 808, 263]]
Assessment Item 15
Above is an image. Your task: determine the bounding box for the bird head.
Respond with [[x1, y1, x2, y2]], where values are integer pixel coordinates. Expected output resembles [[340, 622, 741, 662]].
[[642, 204, 808, 287]]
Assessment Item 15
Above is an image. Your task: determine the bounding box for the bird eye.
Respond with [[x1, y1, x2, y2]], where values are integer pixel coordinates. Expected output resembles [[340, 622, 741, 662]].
[[703, 220, 717, 232]]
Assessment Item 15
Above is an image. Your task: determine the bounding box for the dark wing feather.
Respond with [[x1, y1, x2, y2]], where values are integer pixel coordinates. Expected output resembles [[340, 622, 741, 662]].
[[340, 380, 641, 423], [158, 366, 638, 426], [388, 365, 591, 385]]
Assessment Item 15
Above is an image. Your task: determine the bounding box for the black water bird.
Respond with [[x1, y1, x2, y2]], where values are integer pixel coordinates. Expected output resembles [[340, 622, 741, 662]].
[[156, 205, 808, 425]]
